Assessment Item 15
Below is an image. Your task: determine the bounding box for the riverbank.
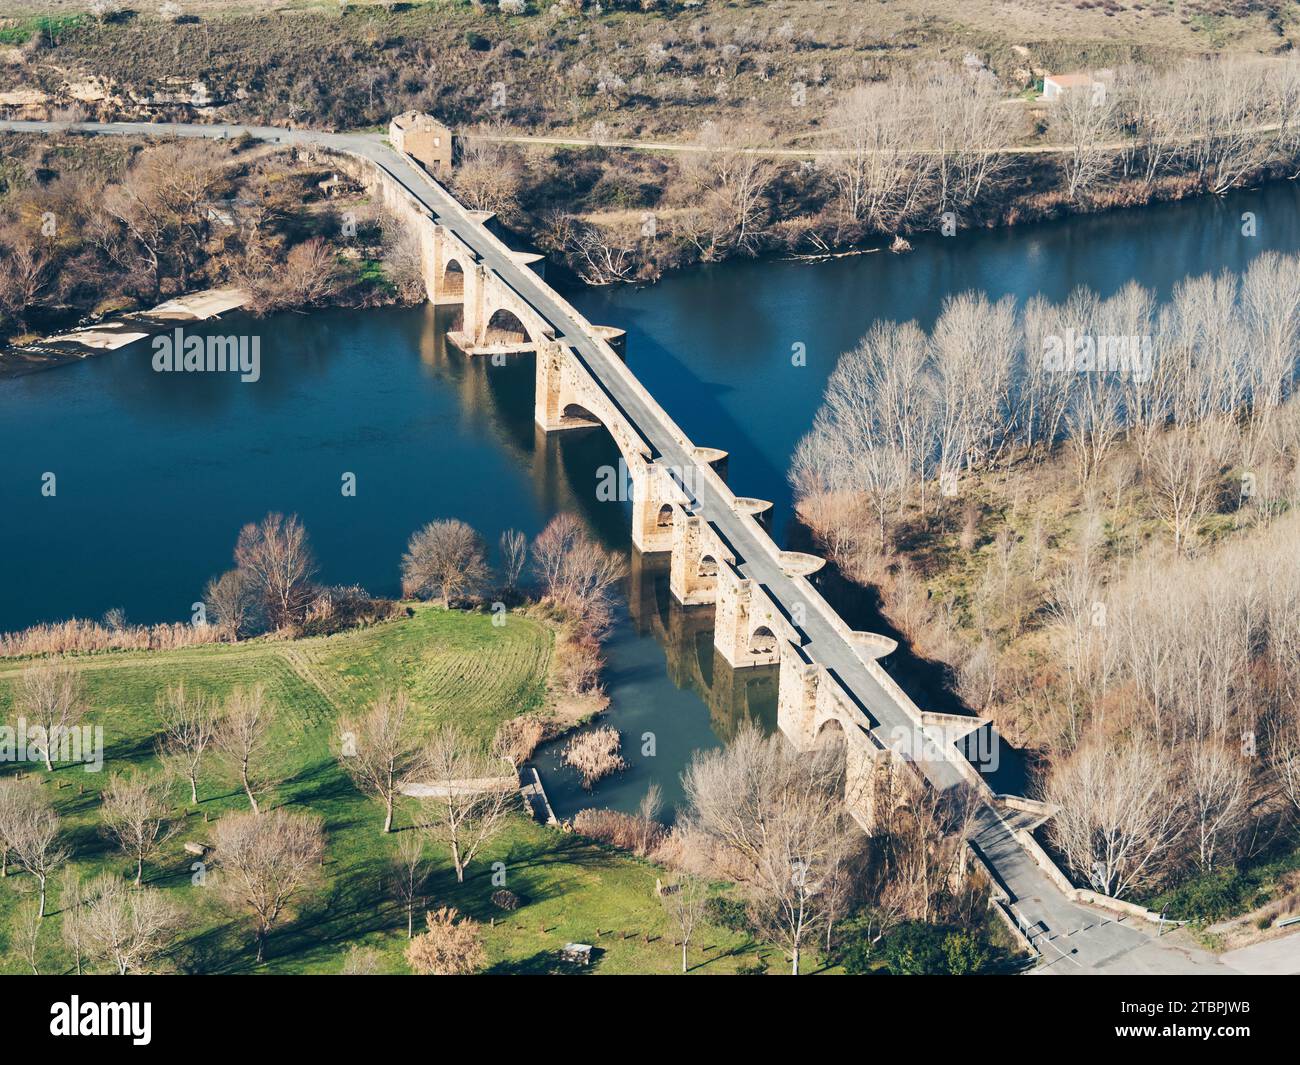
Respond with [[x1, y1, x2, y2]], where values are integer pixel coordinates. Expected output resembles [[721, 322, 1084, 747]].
[[0, 129, 424, 353], [0, 286, 248, 377]]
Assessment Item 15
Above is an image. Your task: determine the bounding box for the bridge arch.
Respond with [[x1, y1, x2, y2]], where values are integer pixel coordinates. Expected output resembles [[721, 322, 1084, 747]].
[[748, 624, 778, 658], [814, 717, 846, 749], [560, 401, 602, 425], [483, 307, 529, 347], [442, 258, 465, 298], [656, 503, 674, 529]]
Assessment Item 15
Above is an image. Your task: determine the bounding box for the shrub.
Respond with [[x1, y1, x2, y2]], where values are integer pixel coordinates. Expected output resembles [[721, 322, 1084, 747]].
[[881, 922, 952, 975], [848, 921, 999, 976], [705, 895, 754, 936], [561, 726, 627, 789], [1152, 867, 1269, 923], [554, 629, 604, 695], [572, 807, 663, 854], [301, 585, 401, 636]]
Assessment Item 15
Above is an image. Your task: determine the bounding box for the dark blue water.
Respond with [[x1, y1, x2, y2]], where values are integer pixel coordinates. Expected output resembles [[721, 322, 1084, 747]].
[[577, 181, 1300, 539], [3, 179, 1297, 816]]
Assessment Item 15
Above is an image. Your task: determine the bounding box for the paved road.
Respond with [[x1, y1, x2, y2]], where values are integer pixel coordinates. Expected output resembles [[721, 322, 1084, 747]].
[[1222, 932, 1300, 975], [0, 118, 1241, 973], [468, 121, 1285, 159]]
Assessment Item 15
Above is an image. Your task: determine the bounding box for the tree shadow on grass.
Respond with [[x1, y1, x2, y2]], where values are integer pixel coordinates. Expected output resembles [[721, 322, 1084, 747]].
[[486, 949, 599, 975], [277, 760, 371, 834]]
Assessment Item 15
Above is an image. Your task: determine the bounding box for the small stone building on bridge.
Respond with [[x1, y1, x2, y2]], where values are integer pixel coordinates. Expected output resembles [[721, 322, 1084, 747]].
[[388, 111, 454, 177]]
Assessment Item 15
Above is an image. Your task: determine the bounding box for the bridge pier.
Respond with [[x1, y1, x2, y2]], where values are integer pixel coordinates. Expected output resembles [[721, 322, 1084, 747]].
[[461, 261, 488, 344], [534, 340, 566, 430], [631, 463, 677, 555], [777, 643, 819, 749], [844, 741, 898, 834], [669, 513, 718, 606], [713, 563, 778, 669]]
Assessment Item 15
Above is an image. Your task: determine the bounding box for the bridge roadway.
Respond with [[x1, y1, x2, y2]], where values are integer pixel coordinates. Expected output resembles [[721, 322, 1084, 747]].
[[0, 119, 1231, 972]]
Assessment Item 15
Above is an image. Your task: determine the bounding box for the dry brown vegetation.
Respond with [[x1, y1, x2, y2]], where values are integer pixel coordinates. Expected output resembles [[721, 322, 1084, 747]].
[[560, 724, 627, 789], [795, 254, 1300, 901], [0, 616, 217, 656], [5, 8, 1298, 288], [0, 132, 423, 344], [404, 904, 485, 976], [0, 0, 1288, 136]]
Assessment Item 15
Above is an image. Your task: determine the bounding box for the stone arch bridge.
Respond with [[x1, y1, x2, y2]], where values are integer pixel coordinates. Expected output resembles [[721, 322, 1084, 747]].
[[0, 118, 1221, 970]]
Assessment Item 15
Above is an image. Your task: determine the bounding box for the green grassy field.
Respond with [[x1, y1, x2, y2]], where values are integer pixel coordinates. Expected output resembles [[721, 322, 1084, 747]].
[[0, 605, 773, 974]]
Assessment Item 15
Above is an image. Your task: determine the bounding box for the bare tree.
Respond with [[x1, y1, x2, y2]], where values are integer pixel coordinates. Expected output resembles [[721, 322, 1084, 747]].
[[233, 512, 318, 630], [554, 214, 640, 285], [16, 660, 86, 772], [681, 723, 860, 974], [1043, 734, 1187, 899], [15, 899, 44, 975], [1181, 59, 1272, 195], [1184, 737, 1251, 871], [405, 906, 486, 975], [1146, 423, 1222, 555], [81, 874, 184, 974], [59, 866, 88, 975], [917, 62, 1021, 218], [870, 773, 980, 926], [392, 831, 429, 940], [242, 238, 342, 313], [824, 83, 932, 234], [214, 685, 277, 814], [156, 682, 219, 805], [100, 771, 177, 886], [0, 233, 53, 332], [790, 318, 937, 548], [380, 213, 429, 304], [931, 292, 1018, 480], [338, 689, 425, 834], [204, 569, 259, 641], [96, 140, 226, 301], [499, 528, 528, 594], [451, 137, 523, 215], [418, 724, 516, 883], [531, 513, 626, 626], [401, 519, 490, 608], [1048, 77, 1119, 201], [678, 121, 774, 257], [212, 808, 325, 962], [638, 782, 663, 856], [660, 872, 708, 973], [7, 790, 69, 917], [0, 777, 43, 878]]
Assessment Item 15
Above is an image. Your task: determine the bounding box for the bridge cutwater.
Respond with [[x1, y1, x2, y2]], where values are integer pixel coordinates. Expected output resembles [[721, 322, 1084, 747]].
[[0, 118, 1208, 972]]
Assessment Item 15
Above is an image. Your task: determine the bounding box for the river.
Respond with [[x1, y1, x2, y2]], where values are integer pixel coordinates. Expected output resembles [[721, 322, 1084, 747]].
[[2, 179, 1298, 817]]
